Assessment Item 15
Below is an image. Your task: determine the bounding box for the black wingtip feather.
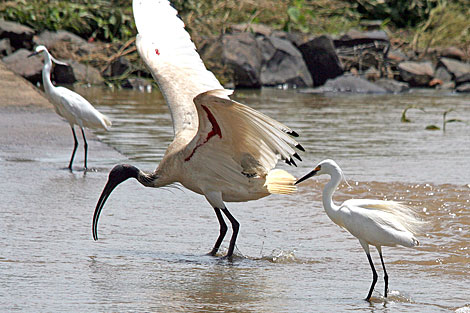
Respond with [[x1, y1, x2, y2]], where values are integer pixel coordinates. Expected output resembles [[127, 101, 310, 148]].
[[295, 144, 305, 152], [288, 130, 299, 137], [290, 158, 297, 167], [285, 159, 292, 166], [293, 153, 302, 161]]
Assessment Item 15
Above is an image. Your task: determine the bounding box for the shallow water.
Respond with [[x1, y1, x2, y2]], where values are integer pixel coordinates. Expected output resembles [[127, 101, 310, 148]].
[[1, 87, 469, 312]]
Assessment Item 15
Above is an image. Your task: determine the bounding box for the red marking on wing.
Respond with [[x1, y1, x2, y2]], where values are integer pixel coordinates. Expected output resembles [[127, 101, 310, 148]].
[[185, 105, 222, 161], [155, 49, 160, 55]]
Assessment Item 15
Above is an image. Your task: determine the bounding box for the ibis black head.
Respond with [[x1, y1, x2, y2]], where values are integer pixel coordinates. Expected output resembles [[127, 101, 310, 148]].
[[92, 164, 139, 240]]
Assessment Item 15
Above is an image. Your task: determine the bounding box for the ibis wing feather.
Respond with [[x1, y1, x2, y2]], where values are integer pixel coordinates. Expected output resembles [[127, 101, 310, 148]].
[[133, 0, 223, 136], [184, 90, 302, 183]]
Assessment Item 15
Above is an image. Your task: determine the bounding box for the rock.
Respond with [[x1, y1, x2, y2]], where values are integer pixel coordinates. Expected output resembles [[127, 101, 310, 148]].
[[222, 32, 262, 88], [387, 48, 407, 63], [375, 78, 409, 93], [271, 30, 304, 47], [0, 19, 34, 50], [229, 23, 273, 37], [437, 58, 470, 80], [334, 29, 389, 47], [456, 82, 470, 93], [434, 65, 453, 82], [364, 66, 380, 81], [0, 38, 12, 56], [33, 30, 96, 55], [398, 61, 434, 87], [103, 56, 131, 77], [121, 77, 153, 92], [257, 36, 312, 87], [52, 63, 76, 84], [300, 75, 388, 94], [2, 48, 43, 83], [440, 46, 466, 61], [455, 73, 470, 86], [68, 60, 103, 85], [298, 35, 343, 86]]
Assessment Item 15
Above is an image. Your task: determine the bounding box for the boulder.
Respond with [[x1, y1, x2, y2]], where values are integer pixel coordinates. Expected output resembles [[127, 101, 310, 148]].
[[0, 38, 12, 56], [455, 83, 470, 93], [298, 35, 343, 86], [300, 75, 387, 94], [222, 32, 262, 88], [437, 58, 470, 81], [2, 48, 43, 83], [103, 56, 131, 77], [33, 30, 96, 55], [455, 73, 470, 86], [375, 78, 409, 93], [434, 65, 453, 82], [440, 46, 466, 61], [121, 77, 153, 92], [229, 23, 273, 37], [334, 29, 389, 47], [398, 61, 434, 87], [0, 19, 34, 50], [68, 60, 103, 85], [257, 36, 312, 87], [52, 63, 76, 84]]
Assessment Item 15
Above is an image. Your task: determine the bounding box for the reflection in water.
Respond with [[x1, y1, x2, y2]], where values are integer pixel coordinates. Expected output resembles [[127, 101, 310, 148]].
[[1, 86, 469, 312]]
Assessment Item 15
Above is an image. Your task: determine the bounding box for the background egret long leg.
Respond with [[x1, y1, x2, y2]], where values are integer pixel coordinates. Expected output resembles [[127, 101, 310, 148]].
[[68, 126, 79, 170], [378, 248, 389, 297], [365, 250, 378, 301], [80, 127, 88, 169]]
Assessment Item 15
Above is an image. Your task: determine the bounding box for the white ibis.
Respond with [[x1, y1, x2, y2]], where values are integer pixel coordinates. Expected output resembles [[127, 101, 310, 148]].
[[296, 159, 425, 300], [92, 0, 304, 258], [28, 45, 112, 170]]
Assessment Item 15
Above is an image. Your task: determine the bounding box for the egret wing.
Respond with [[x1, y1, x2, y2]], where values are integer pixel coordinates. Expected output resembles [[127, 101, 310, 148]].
[[54, 87, 111, 130], [133, 0, 223, 136], [183, 89, 303, 183]]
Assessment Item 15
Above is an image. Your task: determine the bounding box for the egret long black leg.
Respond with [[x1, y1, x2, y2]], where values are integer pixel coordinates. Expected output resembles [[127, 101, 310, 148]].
[[379, 250, 388, 298], [221, 207, 239, 258], [68, 126, 79, 170], [365, 252, 378, 301], [209, 207, 228, 256], [81, 127, 88, 169]]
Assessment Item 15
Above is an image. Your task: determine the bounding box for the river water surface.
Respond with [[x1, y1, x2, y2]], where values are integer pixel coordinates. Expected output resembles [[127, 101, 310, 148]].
[[1, 87, 469, 312]]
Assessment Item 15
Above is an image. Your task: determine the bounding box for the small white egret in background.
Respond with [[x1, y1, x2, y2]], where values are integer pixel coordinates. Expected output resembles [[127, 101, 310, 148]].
[[92, 0, 304, 258], [28, 45, 112, 170], [296, 159, 424, 301]]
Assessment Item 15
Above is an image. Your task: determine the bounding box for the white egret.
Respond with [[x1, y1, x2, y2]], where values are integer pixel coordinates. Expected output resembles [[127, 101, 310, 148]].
[[296, 159, 424, 300], [28, 45, 112, 170], [92, 0, 304, 258]]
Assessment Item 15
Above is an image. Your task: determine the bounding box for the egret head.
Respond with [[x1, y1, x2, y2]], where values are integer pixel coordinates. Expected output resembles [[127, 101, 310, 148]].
[[28, 45, 68, 65], [92, 164, 140, 240], [295, 159, 343, 185]]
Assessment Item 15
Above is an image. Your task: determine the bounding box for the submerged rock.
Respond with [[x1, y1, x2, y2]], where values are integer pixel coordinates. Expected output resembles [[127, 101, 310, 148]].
[[300, 75, 387, 94], [375, 78, 409, 93]]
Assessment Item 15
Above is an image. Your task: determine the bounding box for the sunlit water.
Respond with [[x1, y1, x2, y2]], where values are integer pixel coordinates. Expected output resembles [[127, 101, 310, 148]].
[[1, 87, 469, 312]]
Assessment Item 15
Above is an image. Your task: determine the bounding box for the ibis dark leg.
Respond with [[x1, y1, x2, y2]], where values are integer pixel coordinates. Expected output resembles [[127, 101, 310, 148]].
[[379, 250, 388, 297], [68, 126, 79, 170], [365, 252, 378, 301], [81, 128, 88, 169], [221, 207, 239, 258], [209, 207, 228, 256]]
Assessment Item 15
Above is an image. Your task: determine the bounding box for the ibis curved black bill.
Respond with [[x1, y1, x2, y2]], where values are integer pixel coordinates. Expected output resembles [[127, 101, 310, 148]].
[[295, 169, 319, 185], [92, 164, 139, 241]]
